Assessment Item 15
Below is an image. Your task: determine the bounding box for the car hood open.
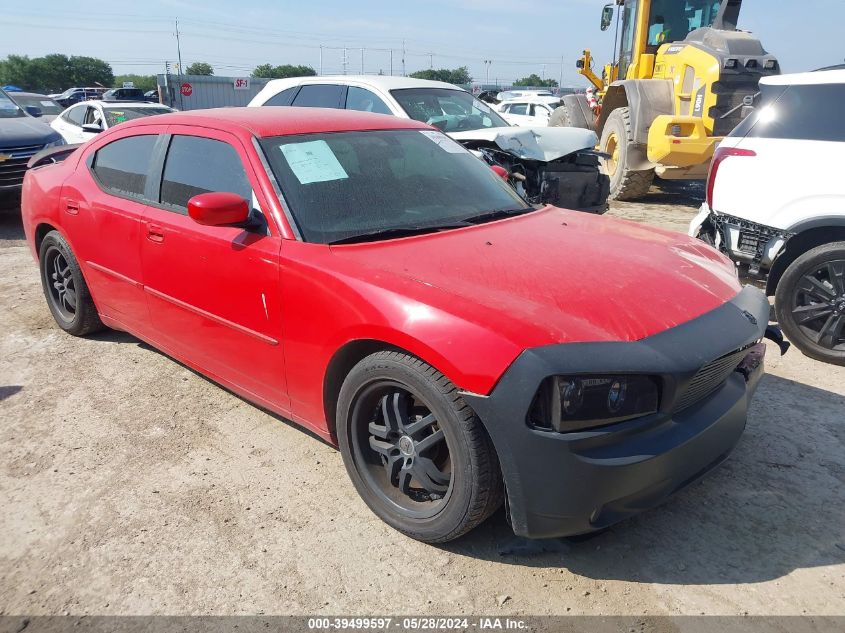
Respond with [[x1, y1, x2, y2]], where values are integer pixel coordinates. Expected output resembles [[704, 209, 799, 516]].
[[449, 126, 597, 162], [330, 207, 743, 348]]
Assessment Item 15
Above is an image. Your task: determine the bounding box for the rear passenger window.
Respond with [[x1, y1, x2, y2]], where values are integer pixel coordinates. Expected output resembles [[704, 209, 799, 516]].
[[264, 86, 299, 106], [345, 86, 392, 115], [736, 83, 845, 142], [65, 106, 86, 126], [91, 135, 157, 199], [160, 136, 251, 211], [509, 104, 529, 115], [291, 84, 345, 108]]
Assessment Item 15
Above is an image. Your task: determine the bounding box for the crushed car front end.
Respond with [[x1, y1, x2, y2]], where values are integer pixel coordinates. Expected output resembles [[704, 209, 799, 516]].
[[462, 286, 770, 539]]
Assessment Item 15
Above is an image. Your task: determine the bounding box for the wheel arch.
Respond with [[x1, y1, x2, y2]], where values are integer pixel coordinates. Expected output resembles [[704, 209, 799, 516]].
[[767, 223, 845, 296], [596, 79, 674, 142], [34, 222, 61, 258]]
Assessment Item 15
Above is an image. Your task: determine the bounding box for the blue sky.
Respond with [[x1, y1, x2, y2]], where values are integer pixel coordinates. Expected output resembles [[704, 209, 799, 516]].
[[3, 0, 843, 86]]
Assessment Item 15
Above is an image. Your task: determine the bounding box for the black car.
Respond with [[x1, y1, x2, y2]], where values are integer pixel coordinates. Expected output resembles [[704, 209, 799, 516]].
[[0, 89, 65, 193], [53, 87, 106, 108], [8, 92, 64, 123], [102, 88, 146, 102]]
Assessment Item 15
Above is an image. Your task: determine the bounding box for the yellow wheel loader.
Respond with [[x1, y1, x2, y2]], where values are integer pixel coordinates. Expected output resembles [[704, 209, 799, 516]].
[[558, 0, 779, 200]]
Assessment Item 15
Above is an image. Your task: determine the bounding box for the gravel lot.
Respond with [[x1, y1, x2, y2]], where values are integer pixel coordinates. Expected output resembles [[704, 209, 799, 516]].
[[1, 183, 843, 617]]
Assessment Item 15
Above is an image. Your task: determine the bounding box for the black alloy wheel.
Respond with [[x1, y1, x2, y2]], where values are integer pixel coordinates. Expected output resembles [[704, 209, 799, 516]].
[[43, 246, 77, 321]]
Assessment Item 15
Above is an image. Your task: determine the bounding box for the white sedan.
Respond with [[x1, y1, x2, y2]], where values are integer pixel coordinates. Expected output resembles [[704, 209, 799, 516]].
[[496, 100, 558, 127], [51, 100, 174, 144]]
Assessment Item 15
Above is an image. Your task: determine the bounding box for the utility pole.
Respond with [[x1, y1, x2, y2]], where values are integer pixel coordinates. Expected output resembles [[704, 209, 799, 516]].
[[361, 48, 365, 74], [402, 40, 406, 77], [342, 47, 348, 75], [559, 55, 564, 92], [484, 60, 492, 85], [175, 19, 184, 110], [429, 53, 433, 69], [389, 49, 393, 76], [319, 45, 323, 75]]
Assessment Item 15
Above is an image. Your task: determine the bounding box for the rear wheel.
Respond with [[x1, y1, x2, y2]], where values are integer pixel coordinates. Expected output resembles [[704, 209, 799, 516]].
[[775, 242, 845, 366], [600, 107, 654, 201], [39, 230, 104, 336], [336, 351, 503, 543]]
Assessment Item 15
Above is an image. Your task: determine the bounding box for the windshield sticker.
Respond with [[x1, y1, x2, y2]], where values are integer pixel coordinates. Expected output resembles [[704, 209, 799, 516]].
[[419, 130, 465, 154], [280, 140, 349, 184], [40, 101, 55, 107]]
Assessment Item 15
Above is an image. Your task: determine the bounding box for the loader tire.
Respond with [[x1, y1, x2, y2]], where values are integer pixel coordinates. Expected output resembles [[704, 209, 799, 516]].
[[600, 107, 654, 201], [562, 94, 595, 131]]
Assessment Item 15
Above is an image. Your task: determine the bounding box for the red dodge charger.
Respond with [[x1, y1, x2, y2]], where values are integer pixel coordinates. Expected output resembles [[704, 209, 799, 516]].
[[22, 107, 773, 543]]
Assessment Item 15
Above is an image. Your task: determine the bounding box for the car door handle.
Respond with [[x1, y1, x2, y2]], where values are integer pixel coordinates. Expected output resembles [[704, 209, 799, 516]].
[[147, 224, 165, 243], [64, 200, 79, 215]]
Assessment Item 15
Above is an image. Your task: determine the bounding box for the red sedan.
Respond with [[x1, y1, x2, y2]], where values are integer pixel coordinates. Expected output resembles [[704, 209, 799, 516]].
[[22, 108, 772, 543]]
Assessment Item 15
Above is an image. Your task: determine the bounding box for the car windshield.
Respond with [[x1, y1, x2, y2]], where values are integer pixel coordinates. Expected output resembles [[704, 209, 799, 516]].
[[11, 94, 63, 115], [102, 106, 173, 127], [0, 91, 26, 119], [260, 129, 530, 244], [390, 88, 509, 133]]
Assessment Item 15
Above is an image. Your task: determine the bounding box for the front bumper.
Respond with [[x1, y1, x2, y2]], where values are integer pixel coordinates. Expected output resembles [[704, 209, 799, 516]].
[[689, 204, 794, 278], [462, 286, 769, 539]]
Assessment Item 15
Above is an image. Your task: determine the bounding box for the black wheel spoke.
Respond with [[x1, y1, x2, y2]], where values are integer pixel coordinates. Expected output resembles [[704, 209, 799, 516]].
[[381, 392, 409, 434], [368, 421, 390, 439], [817, 314, 845, 349], [415, 428, 445, 454], [398, 464, 414, 495], [828, 262, 845, 296], [792, 303, 833, 324], [413, 456, 451, 493], [368, 436, 395, 457], [799, 275, 836, 302], [403, 413, 436, 438]]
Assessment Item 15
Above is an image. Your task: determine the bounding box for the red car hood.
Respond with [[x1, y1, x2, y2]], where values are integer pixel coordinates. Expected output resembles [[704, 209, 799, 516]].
[[329, 207, 743, 347]]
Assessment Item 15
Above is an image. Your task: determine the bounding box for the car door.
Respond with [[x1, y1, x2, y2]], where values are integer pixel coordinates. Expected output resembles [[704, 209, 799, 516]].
[[140, 126, 287, 406], [53, 104, 87, 143], [60, 130, 160, 334], [502, 102, 532, 126], [530, 103, 553, 126]]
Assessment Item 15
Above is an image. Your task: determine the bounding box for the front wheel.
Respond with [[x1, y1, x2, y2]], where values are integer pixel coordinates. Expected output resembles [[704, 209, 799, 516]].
[[600, 107, 654, 201], [336, 351, 503, 543], [775, 242, 845, 365]]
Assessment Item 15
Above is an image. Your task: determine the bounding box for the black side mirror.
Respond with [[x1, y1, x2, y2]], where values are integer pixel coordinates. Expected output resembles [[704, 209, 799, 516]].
[[601, 4, 615, 31], [25, 105, 43, 118], [576, 59, 586, 69], [81, 123, 104, 134]]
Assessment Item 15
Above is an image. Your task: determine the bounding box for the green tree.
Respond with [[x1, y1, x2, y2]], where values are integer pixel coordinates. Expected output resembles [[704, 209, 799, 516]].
[[0, 54, 113, 92], [409, 66, 471, 85], [251, 64, 316, 79], [113, 74, 158, 92], [185, 62, 214, 76], [513, 73, 558, 88]]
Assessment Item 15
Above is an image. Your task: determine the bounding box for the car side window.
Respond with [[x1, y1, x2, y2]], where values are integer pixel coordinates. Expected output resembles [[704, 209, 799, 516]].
[[291, 84, 345, 108], [345, 86, 392, 115], [509, 103, 529, 116], [91, 135, 158, 200], [65, 106, 86, 126], [264, 86, 299, 106], [83, 106, 99, 125], [159, 135, 252, 212]]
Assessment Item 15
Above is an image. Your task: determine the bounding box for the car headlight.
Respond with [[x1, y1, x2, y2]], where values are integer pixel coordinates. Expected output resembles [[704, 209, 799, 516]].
[[527, 375, 660, 433], [45, 137, 66, 148]]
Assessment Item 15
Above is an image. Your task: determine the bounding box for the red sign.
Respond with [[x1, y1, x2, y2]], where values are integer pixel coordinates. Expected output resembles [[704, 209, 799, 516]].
[[180, 82, 193, 97]]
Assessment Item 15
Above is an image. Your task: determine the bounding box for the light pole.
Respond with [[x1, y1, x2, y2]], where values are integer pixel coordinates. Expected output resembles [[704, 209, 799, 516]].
[[484, 60, 492, 86]]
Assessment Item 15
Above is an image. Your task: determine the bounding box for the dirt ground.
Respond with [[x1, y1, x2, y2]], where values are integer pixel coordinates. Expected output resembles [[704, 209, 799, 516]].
[[1, 183, 843, 617]]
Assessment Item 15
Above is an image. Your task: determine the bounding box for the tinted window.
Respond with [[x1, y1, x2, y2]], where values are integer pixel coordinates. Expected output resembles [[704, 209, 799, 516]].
[[102, 106, 172, 127], [264, 86, 299, 106], [345, 86, 392, 115], [92, 135, 158, 199], [390, 88, 509, 132], [291, 84, 345, 108], [66, 105, 86, 126], [731, 84, 845, 142], [261, 129, 528, 244], [160, 136, 251, 211], [509, 103, 529, 115]]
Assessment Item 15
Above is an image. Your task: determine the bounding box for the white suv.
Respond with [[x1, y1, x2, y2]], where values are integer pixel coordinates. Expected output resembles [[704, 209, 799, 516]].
[[691, 69, 845, 365]]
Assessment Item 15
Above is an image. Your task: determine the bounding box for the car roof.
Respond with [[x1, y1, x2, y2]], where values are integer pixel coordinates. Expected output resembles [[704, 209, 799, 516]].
[[80, 100, 170, 108], [262, 74, 465, 93], [761, 68, 845, 86], [121, 106, 432, 137]]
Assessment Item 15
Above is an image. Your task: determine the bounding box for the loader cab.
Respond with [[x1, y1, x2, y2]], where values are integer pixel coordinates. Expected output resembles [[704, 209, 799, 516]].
[[611, 0, 736, 80]]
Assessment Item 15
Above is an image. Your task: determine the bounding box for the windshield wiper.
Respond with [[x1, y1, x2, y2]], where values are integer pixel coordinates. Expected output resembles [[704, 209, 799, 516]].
[[329, 222, 471, 245], [460, 207, 533, 225]]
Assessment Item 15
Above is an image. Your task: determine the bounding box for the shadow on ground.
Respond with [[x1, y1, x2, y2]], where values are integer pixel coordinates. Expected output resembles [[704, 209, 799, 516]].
[[444, 373, 845, 585]]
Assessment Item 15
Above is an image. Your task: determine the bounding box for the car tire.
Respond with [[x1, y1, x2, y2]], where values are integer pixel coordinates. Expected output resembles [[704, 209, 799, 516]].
[[336, 351, 504, 543], [600, 107, 654, 201], [39, 230, 105, 336], [775, 242, 845, 366]]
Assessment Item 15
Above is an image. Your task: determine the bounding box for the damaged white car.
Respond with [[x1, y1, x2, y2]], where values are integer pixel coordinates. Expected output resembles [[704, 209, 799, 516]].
[[248, 76, 609, 214]]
